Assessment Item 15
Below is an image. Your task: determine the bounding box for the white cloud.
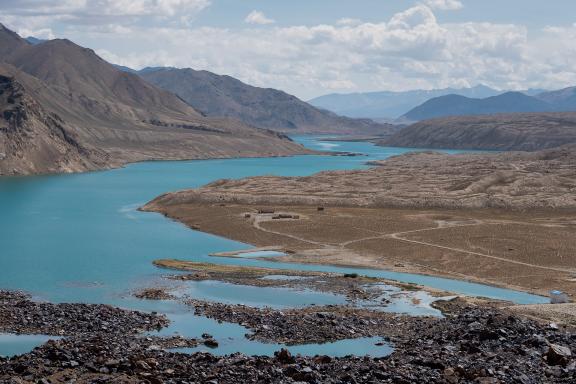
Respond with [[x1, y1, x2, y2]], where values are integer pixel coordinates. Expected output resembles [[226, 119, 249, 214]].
[[20, 28, 56, 40], [0, 0, 211, 24], [244, 10, 275, 25], [423, 0, 464, 11], [92, 6, 531, 97], [3, 2, 576, 98]]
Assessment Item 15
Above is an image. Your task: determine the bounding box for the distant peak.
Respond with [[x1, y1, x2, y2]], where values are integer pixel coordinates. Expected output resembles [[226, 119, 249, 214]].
[[498, 91, 529, 97], [42, 38, 96, 54], [472, 84, 495, 90], [139, 66, 176, 74], [50, 38, 75, 44], [25, 36, 48, 45]]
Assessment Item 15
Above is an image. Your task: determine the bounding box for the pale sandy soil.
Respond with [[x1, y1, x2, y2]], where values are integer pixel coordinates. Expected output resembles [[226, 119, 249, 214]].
[[145, 145, 576, 210], [507, 303, 576, 327]]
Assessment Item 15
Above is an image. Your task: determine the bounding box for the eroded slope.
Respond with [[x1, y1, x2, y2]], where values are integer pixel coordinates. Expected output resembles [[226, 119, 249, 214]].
[[383, 113, 576, 151], [145, 146, 576, 210]]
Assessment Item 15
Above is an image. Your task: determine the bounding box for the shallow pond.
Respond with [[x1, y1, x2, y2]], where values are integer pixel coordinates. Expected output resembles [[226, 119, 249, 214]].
[[0, 334, 60, 358], [172, 280, 345, 308], [171, 336, 391, 358]]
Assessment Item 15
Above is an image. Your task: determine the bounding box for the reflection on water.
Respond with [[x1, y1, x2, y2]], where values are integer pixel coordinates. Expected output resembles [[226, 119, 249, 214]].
[[357, 283, 453, 317], [172, 279, 346, 308], [159, 313, 392, 357], [172, 336, 392, 358]]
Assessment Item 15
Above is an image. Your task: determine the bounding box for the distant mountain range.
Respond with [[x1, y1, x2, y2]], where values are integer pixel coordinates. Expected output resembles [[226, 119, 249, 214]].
[[308, 86, 546, 119], [537, 87, 576, 110], [117, 67, 394, 135], [8, 26, 576, 173], [25, 36, 46, 45], [309, 86, 502, 119], [402, 89, 576, 121], [0, 25, 309, 176]]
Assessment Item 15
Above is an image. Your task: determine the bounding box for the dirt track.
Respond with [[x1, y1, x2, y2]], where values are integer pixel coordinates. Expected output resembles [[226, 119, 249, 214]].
[[143, 202, 576, 299]]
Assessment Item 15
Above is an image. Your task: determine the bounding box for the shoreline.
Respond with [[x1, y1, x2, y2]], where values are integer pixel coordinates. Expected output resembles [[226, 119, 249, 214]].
[[0, 147, 321, 178], [149, 259, 451, 301], [204, 244, 549, 300], [3, 289, 574, 382], [142, 202, 572, 301]]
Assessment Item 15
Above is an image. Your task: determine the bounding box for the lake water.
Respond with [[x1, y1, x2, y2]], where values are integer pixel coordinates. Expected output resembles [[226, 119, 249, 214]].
[[0, 334, 60, 358], [0, 136, 547, 357], [171, 279, 346, 308]]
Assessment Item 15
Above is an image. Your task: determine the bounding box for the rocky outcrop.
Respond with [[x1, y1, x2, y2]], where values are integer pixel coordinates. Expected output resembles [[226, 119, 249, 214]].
[[0, 73, 109, 175], [139, 67, 395, 135]]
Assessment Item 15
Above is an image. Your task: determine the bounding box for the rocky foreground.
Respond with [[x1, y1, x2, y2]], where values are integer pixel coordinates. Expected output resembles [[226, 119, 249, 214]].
[[144, 144, 576, 210], [1, 291, 575, 383]]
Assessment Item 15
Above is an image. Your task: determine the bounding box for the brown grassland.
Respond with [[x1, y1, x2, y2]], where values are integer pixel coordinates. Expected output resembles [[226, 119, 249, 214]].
[[146, 203, 576, 298]]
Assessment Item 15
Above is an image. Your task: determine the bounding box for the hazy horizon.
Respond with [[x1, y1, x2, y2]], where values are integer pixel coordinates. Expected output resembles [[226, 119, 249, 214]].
[[2, 0, 576, 99]]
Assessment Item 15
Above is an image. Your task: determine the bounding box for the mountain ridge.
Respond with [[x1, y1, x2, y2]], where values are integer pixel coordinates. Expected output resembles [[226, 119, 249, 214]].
[[400, 87, 576, 121], [309, 86, 550, 120], [138, 67, 395, 135], [402, 92, 553, 121], [0, 63, 111, 175], [308, 85, 505, 119], [0, 25, 311, 176]]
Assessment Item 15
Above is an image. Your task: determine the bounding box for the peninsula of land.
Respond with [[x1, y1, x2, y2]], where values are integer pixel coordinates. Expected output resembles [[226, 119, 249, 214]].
[[143, 146, 576, 298]]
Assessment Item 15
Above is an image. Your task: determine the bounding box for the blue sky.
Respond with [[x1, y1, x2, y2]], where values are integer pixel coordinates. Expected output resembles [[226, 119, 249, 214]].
[[200, 1, 576, 30], [1, 1, 576, 99]]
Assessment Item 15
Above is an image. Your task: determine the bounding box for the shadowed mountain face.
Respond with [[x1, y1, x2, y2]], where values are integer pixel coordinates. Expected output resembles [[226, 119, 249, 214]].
[[0, 24, 25, 56], [0, 25, 310, 176], [536, 87, 576, 110], [5, 38, 205, 121], [402, 92, 555, 121], [24, 36, 47, 45], [0, 65, 110, 175], [400, 87, 576, 122], [381, 112, 576, 151], [138, 67, 394, 135]]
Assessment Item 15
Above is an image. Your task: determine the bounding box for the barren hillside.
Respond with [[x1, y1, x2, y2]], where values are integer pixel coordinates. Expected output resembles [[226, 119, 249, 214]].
[[0, 25, 311, 176], [145, 146, 576, 210], [382, 112, 576, 151], [140, 67, 395, 135]]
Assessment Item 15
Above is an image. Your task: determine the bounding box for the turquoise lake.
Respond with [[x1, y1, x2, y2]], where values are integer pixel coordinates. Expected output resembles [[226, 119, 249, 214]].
[[0, 136, 548, 357]]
